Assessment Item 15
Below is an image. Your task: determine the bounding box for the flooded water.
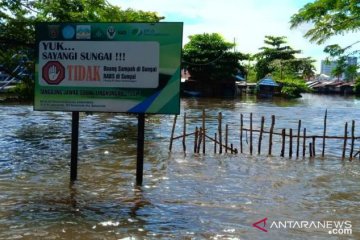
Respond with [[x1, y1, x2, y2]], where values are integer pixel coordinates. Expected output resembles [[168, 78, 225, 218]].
[[0, 93, 359, 239]]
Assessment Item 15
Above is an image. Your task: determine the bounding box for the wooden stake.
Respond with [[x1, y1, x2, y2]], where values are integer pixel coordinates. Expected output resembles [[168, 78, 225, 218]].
[[268, 115, 275, 155], [289, 128, 293, 158], [258, 116, 265, 155], [309, 142, 313, 157], [350, 120, 355, 160], [218, 112, 223, 154], [303, 128, 306, 157], [214, 133, 217, 154], [322, 109, 327, 157], [169, 115, 178, 151], [182, 113, 187, 152], [194, 127, 198, 153], [342, 122, 348, 159], [225, 124, 229, 153], [281, 128, 285, 157], [231, 143, 234, 154], [250, 113, 253, 155], [312, 137, 316, 156], [296, 120, 301, 158], [202, 109, 206, 154], [240, 113, 243, 153], [197, 127, 203, 153]]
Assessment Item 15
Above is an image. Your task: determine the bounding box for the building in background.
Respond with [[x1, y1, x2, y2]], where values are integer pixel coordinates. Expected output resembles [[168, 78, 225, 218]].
[[320, 57, 358, 80]]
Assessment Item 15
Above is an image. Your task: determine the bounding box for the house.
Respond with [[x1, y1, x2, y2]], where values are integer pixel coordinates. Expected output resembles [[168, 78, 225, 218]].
[[256, 76, 280, 97]]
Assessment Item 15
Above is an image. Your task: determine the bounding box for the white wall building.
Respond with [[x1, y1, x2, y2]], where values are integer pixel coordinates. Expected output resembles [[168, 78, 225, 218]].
[[320, 57, 358, 80]]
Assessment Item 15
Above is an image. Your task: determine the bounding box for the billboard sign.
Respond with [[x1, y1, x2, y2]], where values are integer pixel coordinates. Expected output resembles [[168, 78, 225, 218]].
[[34, 22, 183, 114]]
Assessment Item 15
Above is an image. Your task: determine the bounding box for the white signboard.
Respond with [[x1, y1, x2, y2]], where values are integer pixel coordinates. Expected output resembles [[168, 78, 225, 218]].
[[39, 41, 159, 88]]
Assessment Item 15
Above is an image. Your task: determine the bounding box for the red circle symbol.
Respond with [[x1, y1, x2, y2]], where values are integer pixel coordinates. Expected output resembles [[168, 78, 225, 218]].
[[42, 61, 65, 85]]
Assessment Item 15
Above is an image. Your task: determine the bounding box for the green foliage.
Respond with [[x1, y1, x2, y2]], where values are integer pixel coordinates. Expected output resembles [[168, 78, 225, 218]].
[[0, 0, 163, 100], [276, 77, 310, 98], [290, 0, 360, 44], [254, 36, 301, 80], [183, 33, 248, 83], [354, 76, 360, 94], [291, 0, 359, 78]]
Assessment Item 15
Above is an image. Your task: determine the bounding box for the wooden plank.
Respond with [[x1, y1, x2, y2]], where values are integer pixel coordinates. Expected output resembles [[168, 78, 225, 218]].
[[258, 116, 265, 155], [342, 122, 348, 159], [182, 113, 187, 152], [250, 113, 253, 155], [322, 109, 327, 157], [281, 128, 285, 157], [303, 128, 306, 157], [240, 113, 243, 153], [268, 115, 275, 155], [169, 114, 178, 152], [202, 109, 206, 154], [296, 120, 301, 158], [218, 112, 223, 154], [350, 120, 355, 160], [289, 128, 293, 158]]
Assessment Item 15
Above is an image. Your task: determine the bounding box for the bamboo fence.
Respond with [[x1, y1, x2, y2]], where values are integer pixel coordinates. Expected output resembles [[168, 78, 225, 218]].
[[169, 109, 360, 160]]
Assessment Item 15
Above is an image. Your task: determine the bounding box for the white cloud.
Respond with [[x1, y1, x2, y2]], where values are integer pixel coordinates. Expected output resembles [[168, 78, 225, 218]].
[[110, 0, 360, 72]]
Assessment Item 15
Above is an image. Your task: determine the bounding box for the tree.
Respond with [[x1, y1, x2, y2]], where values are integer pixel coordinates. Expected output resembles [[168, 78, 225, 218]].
[[291, 0, 359, 85], [0, 0, 163, 99], [290, 0, 360, 44], [254, 36, 301, 80], [182, 33, 248, 96]]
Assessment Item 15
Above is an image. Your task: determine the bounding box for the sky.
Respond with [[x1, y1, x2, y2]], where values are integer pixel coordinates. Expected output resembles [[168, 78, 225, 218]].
[[109, 0, 360, 73]]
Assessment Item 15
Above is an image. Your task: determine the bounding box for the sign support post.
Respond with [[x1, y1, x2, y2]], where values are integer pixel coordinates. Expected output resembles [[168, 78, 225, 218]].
[[136, 113, 145, 186], [71, 111, 79, 182]]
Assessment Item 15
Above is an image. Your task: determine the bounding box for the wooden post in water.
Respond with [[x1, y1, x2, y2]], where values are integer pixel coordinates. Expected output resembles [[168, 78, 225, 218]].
[[70, 111, 80, 182], [197, 127, 203, 153], [281, 128, 285, 157], [240, 113, 243, 153], [194, 127, 198, 153], [230, 144, 234, 154], [218, 112, 223, 154], [250, 113, 253, 155], [296, 120, 301, 158], [312, 137, 316, 156], [268, 115, 275, 155], [350, 120, 355, 160], [169, 115, 177, 152], [225, 124, 229, 153], [342, 122, 348, 159], [258, 116, 265, 155], [289, 128, 293, 158], [309, 142, 313, 157], [214, 133, 217, 154], [322, 110, 327, 157], [303, 128, 306, 157], [182, 113, 187, 152], [136, 113, 145, 186], [202, 109, 206, 154]]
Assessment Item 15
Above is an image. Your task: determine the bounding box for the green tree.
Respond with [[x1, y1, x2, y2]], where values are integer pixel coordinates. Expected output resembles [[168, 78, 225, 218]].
[[291, 0, 359, 85], [254, 36, 301, 80], [182, 33, 248, 96], [0, 0, 163, 99], [290, 0, 360, 44]]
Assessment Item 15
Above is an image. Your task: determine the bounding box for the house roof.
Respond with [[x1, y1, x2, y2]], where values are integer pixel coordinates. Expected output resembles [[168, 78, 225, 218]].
[[257, 77, 279, 87]]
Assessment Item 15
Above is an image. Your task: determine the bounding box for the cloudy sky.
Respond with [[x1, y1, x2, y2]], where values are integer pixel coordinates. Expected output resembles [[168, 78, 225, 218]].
[[109, 0, 360, 72]]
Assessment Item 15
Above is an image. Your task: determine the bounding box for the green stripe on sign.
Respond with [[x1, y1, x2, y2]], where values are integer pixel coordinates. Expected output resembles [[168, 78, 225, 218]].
[[147, 67, 180, 113]]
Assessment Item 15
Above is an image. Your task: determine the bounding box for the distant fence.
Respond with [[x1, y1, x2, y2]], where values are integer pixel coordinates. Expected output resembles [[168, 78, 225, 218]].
[[169, 109, 360, 160]]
